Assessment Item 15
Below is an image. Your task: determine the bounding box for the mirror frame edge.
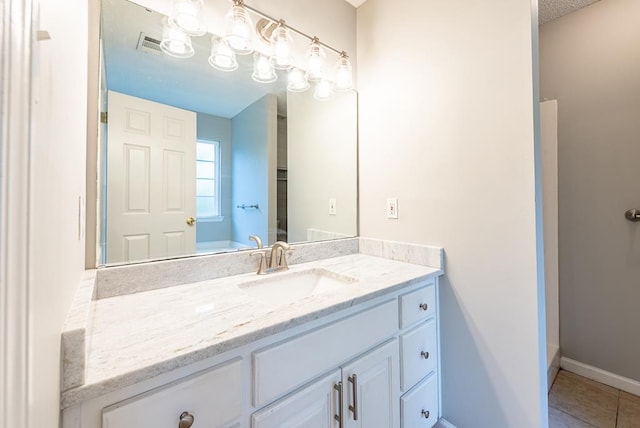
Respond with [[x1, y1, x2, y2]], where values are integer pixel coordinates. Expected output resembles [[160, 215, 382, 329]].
[[86, 0, 101, 269]]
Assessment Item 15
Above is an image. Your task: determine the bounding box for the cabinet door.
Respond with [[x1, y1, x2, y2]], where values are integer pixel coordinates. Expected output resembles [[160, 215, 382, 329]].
[[342, 339, 400, 428], [252, 370, 342, 428]]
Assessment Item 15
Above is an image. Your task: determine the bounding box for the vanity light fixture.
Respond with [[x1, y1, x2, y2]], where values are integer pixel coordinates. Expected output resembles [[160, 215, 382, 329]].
[[252, 52, 277, 83], [314, 79, 334, 101], [287, 68, 311, 92], [334, 51, 353, 91], [160, 18, 195, 58], [169, 0, 206, 36], [208, 36, 238, 71], [305, 37, 326, 82], [270, 21, 294, 70], [224, 0, 254, 55], [161, 0, 354, 99]]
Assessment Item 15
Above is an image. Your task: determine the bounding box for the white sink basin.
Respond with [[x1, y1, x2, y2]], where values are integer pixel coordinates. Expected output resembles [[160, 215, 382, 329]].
[[237, 268, 358, 307]]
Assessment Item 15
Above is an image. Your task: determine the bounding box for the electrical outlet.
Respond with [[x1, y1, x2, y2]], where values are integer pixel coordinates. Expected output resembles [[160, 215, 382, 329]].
[[386, 198, 398, 219], [329, 198, 337, 215]]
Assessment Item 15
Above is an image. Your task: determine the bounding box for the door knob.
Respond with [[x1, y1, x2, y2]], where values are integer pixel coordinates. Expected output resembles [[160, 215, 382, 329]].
[[186, 217, 196, 226], [625, 209, 640, 222]]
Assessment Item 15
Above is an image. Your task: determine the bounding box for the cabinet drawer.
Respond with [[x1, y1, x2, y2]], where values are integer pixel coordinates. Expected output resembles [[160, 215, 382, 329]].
[[102, 358, 242, 428], [253, 300, 398, 407], [401, 373, 438, 428], [400, 319, 437, 392], [399, 282, 435, 329]]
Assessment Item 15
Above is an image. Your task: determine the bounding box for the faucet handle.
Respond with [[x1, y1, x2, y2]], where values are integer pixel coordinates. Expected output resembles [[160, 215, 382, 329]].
[[249, 235, 263, 249], [250, 251, 267, 275]]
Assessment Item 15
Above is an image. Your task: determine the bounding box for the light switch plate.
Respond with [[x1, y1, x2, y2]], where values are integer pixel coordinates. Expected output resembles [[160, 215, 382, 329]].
[[386, 198, 398, 219], [329, 198, 337, 215]]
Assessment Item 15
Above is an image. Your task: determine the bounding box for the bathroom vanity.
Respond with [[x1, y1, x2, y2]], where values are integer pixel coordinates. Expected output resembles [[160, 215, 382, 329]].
[[60, 239, 443, 428]]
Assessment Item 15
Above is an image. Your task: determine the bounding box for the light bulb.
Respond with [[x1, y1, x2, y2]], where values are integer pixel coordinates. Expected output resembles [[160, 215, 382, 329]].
[[314, 79, 334, 101], [169, 0, 206, 36], [224, 2, 254, 55], [252, 53, 277, 83], [208, 37, 238, 72], [305, 38, 326, 82], [334, 52, 353, 90], [270, 22, 294, 70], [287, 68, 310, 92], [160, 19, 194, 58]]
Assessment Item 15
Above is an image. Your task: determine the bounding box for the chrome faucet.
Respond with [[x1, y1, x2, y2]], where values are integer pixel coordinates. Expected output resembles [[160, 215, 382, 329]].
[[269, 241, 291, 270], [251, 241, 292, 275]]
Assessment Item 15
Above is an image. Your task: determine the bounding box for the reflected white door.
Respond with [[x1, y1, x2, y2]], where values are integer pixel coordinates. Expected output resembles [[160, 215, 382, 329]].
[[106, 91, 196, 263]]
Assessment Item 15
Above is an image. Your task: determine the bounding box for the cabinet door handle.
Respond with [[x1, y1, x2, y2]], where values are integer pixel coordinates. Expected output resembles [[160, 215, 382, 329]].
[[348, 374, 359, 421], [178, 412, 194, 428], [421, 409, 430, 419], [421, 351, 430, 359], [419, 303, 429, 311], [334, 382, 344, 428]]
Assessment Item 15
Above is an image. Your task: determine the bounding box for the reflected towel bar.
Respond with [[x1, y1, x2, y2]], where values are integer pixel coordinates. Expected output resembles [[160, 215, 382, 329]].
[[237, 204, 260, 210]]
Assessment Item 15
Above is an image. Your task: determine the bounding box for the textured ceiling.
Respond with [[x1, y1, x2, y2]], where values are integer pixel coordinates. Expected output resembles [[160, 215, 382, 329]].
[[539, 0, 600, 24], [344, 0, 601, 25]]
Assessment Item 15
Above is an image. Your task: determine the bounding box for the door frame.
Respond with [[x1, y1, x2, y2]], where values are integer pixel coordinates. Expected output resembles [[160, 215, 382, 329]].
[[0, 0, 33, 426]]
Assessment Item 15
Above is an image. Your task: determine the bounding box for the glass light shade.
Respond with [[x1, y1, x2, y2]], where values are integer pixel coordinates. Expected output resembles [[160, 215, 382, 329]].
[[314, 79, 334, 101], [160, 20, 195, 58], [224, 4, 254, 55], [270, 23, 294, 70], [305, 39, 326, 82], [208, 37, 238, 72], [287, 68, 310, 92], [252, 53, 277, 83], [334, 53, 353, 90], [169, 0, 206, 36]]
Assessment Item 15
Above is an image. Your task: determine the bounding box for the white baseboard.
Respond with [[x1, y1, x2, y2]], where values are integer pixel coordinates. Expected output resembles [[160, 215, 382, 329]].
[[547, 345, 560, 391], [560, 357, 640, 396], [436, 418, 457, 428]]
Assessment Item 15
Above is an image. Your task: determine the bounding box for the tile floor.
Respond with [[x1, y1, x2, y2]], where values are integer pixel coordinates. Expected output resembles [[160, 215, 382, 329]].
[[549, 370, 640, 428]]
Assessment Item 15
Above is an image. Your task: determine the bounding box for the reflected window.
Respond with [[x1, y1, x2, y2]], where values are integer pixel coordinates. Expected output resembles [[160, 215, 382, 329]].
[[196, 140, 220, 219]]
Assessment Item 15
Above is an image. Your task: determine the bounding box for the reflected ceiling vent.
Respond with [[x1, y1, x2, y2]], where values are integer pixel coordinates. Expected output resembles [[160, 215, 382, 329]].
[[136, 32, 163, 55]]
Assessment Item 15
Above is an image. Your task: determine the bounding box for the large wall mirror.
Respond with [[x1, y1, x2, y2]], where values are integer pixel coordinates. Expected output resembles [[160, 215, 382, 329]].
[[97, 0, 358, 265]]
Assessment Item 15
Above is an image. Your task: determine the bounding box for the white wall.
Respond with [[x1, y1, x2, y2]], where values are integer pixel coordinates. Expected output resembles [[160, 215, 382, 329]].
[[287, 89, 358, 243], [196, 113, 232, 243], [540, 0, 640, 381], [30, 0, 88, 426], [231, 95, 277, 245], [357, 0, 546, 426]]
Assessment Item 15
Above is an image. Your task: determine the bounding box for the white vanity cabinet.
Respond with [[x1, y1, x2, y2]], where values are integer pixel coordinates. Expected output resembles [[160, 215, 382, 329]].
[[62, 276, 441, 428], [252, 339, 399, 428]]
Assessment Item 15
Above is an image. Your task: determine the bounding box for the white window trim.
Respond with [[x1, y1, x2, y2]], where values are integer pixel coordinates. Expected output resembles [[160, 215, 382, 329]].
[[196, 139, 222, 219], [198, 216, 225, 223]]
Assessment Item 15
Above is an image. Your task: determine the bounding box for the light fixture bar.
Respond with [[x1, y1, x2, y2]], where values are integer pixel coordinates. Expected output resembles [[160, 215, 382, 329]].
[[237, 0, 344, 57]]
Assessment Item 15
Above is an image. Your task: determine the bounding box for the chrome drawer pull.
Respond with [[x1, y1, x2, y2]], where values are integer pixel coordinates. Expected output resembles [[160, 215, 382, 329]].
[[421, 409, 430, 419], [419, 303, 429, 311], [179, 412, 194, 428], [420, 351, 430, 359], [348, 374, 359, 421], [334, 382, 344, 428]]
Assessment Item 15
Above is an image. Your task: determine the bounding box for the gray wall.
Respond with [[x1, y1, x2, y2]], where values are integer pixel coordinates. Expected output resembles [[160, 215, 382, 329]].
[[540, 0, 640, 381], [196, 113, 232, 243]]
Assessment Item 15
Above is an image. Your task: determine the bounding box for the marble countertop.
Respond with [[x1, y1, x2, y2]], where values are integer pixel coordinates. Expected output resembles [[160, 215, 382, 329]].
[[61, 253, 441, 408]]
